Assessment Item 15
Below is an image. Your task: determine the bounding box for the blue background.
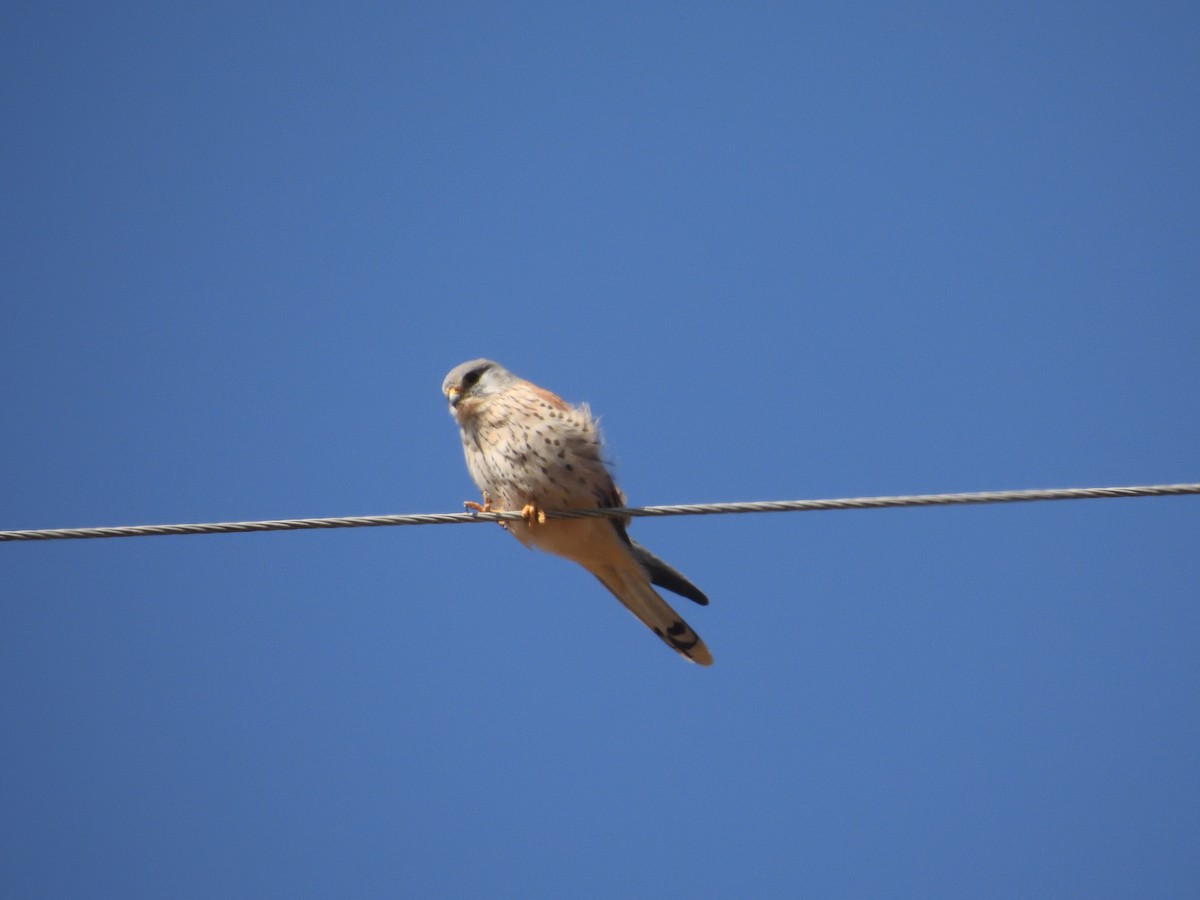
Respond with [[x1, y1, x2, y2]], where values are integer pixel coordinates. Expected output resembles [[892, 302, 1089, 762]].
[[3, 3, 1198, 897]]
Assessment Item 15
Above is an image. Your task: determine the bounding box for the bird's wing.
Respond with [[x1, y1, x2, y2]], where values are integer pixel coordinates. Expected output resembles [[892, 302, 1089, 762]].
[[626, 539, 710, 606]]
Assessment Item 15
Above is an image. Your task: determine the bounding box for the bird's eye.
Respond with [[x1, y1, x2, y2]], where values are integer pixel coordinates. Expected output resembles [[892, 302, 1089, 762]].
[[460, 366, 487, 390]]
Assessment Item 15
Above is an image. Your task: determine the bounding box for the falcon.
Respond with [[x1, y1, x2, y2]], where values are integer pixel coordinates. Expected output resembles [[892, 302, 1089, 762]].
[[441, 359, 712, 665]]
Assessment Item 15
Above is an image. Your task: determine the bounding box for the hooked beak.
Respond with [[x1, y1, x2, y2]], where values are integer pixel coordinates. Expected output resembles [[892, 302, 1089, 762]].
[[446, 386, 462, 407]]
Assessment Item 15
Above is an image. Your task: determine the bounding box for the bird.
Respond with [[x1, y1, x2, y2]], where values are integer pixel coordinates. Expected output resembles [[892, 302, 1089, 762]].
[[441, 359, 712, 665]]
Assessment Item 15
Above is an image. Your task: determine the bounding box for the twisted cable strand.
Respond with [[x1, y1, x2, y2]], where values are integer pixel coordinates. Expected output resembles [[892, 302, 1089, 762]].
[[1, 483, 1197, 543]]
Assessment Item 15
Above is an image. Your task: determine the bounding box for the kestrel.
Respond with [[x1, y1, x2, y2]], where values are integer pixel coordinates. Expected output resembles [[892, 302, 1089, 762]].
[[441, 359, 712, 665]]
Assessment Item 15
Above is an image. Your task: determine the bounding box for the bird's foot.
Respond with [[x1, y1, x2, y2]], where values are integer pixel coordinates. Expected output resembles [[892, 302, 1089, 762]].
[[521, 502, 547, 526], [463, 493, 493, 515]]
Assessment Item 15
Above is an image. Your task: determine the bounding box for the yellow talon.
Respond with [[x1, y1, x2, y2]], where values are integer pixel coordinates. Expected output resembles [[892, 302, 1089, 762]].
[[464, 493, 492, 514], [521, 502, 546, 525]]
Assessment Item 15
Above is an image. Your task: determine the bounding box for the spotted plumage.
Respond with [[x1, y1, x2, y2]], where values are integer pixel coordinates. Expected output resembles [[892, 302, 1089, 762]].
[[441, 359, 712, 665]]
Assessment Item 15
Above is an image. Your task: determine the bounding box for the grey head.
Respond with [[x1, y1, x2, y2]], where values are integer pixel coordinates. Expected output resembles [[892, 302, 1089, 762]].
[[442, 358, 519, 411]]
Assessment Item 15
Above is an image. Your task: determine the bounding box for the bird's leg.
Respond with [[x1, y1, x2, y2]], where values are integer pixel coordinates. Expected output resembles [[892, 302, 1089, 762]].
[[521, 502, 547, 526], [464, 492, 492, 515]]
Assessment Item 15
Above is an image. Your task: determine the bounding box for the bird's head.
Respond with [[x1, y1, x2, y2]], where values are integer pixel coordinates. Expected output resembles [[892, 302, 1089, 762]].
[[442, 358, 516, 421]]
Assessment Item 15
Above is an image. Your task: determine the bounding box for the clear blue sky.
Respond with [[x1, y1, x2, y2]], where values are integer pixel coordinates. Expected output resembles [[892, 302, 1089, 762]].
[[3, 3, 1198, 897]]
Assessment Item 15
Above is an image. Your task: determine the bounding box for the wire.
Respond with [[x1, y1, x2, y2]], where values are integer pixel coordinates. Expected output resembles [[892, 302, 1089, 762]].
[[1, 483, 1196, 543]]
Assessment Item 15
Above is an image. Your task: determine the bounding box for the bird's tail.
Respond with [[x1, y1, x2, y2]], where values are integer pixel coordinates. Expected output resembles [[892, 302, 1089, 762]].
[[588, 558, 713, 666]]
